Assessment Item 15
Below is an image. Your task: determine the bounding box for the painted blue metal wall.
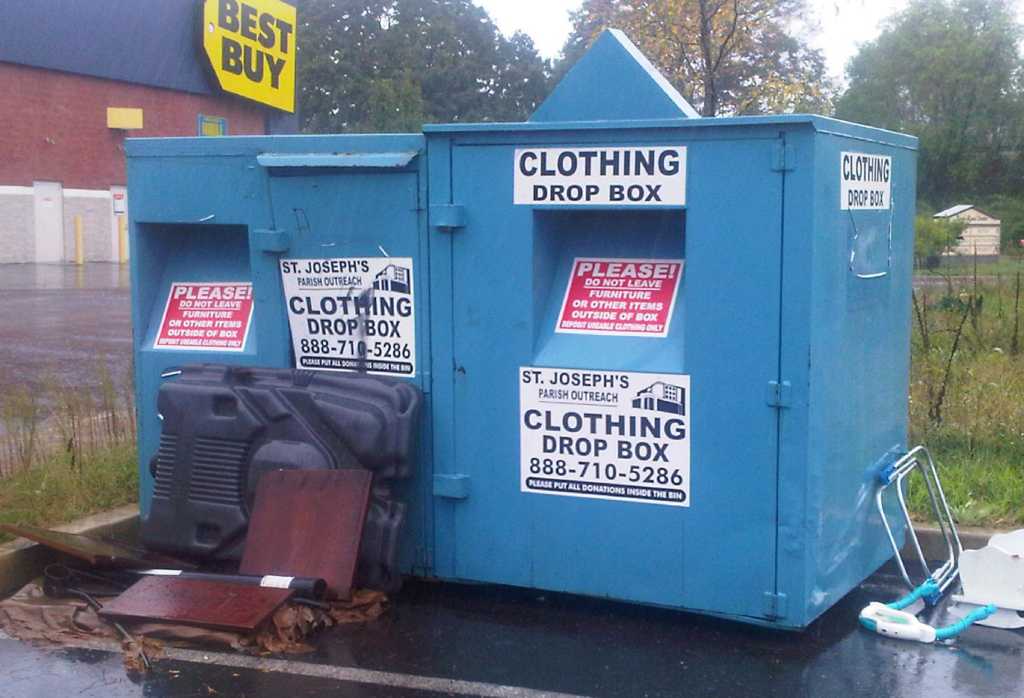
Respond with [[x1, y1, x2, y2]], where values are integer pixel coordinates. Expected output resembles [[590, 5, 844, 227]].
[[421, 116, 915, 627], [126, 134, 434, 574]]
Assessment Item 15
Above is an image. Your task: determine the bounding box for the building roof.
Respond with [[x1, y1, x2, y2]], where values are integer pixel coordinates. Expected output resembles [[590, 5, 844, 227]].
[[0, 0, 212, 95], [934, 204, 1000, 222], [934, 204, 975, 218]]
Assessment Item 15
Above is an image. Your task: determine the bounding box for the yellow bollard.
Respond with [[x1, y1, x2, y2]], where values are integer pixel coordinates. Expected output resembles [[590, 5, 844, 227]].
[[118, 215, 128, 264], [74, 215, 84, 265]]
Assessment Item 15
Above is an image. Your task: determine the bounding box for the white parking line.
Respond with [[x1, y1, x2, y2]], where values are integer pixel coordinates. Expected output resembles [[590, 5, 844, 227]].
[[48, 638, 591, 698]]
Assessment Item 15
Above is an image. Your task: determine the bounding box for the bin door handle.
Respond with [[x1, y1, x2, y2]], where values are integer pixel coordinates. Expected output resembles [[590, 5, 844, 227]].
[[433, 474, 470, 499], [251, 228, 291, 253], [430, 204, 466, 231], [766, 380, 792, 408], [256, 151, 419, 170]]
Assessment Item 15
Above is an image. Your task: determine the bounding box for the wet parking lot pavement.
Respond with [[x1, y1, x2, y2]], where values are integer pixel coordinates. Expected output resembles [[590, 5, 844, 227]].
[[0, 263, 132, 400], [1, 566, 1022, 698]]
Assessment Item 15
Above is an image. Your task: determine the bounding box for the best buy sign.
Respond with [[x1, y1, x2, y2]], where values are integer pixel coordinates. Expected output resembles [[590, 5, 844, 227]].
[[203, 0, 296, 112]]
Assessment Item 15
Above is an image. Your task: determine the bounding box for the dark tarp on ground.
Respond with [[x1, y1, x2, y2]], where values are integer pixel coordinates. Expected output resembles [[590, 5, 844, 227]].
[[0, 580, 387, 668]]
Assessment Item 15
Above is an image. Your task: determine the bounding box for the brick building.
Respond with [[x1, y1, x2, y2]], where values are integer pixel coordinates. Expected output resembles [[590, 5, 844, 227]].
[[0, 0, 297, 264]]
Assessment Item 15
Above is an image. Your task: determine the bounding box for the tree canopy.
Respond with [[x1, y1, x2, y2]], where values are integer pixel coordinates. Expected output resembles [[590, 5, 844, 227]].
[[835, 0, 1024, 208], [295, 0, 1024, 253], [558, 0, 832, 116], [298, 0, 551, 132], [915, 214, 967, 263]]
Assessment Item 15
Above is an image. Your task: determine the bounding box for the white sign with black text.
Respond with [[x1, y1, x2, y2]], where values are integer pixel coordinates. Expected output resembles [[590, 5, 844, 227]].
[[280, 257, 416, 377], [514, 146, 686, 206], [840, 151, 892, 210], [519, 367, 691, 507]]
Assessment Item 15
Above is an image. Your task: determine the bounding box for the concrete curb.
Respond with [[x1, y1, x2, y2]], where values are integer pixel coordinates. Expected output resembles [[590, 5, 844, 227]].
[[0, 504, 140, 597], [901, 524, 1003, 564]]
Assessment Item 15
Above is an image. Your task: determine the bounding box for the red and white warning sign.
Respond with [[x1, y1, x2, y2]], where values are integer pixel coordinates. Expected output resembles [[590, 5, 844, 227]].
[[556, 258, 683, 337], [154, 282, 254, 351]]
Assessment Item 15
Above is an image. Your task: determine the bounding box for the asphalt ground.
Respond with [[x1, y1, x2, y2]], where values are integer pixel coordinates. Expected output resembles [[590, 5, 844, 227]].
[[1, 565, 1022, 698], [0, 263, 132, 400]]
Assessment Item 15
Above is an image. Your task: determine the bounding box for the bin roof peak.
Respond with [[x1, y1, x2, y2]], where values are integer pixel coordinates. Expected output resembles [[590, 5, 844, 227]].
[[531, 29, 700, 123]]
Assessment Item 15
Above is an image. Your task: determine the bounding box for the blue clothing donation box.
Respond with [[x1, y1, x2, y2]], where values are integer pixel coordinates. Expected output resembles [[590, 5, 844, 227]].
[[127, 30, 916, 628]]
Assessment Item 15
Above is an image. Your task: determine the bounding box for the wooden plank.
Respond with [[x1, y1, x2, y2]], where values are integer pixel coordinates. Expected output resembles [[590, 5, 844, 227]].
[[0, 524, 194, 569], [99, 576, 293, 632], [240, 469, 373, 600]]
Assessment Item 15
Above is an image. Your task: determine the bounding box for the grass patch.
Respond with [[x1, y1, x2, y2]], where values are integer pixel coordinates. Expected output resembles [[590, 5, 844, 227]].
[[918, 254, 1024, 277], [0, 442, 138, 544], [905, 444, 1024, 527], [910, 276, 1024, 527], [0, 359, 137, 540]]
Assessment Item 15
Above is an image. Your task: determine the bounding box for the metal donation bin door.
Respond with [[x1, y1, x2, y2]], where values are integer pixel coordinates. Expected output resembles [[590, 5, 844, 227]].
[[259, 143, 432, 576], [259, 146, 426, 390], [430, 32, 785, 620], [126, 135, 430, 572]]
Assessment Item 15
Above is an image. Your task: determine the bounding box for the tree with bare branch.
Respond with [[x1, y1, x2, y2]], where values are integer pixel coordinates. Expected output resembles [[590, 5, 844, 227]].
[[559, 0, 832, 116]]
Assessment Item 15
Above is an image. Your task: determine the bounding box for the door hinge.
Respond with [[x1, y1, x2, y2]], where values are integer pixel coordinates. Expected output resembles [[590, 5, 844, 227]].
[[415, 545, 433, 572], [430, 204, 466, 231], [771, 142, 795, 172], [766, 380, 792, 409], [250, 228, 291, 253], [763, 591, 788, 619], [433, 473, 470, 499]]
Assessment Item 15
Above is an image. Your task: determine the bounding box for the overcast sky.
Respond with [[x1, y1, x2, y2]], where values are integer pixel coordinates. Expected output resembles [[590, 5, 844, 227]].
[[475, 0, 912, 82]]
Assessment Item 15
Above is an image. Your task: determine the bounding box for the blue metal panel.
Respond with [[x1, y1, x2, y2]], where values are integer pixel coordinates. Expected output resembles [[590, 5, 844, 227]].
[[432, 127, 785, 620], [424, 115, 918, 150], [766, 125, 917, 627], [773, 127, 816, 627], [128, 147, 282, 517], [261, 163, 425, 392], [126, 135, 433, 579], [426, 134, 459, 578], [259, 156, 434, 573], [799, 133, 917, 625], [532, 30, 699, 122], [124, 34, 919, 629], [256, 152, 419, 169]]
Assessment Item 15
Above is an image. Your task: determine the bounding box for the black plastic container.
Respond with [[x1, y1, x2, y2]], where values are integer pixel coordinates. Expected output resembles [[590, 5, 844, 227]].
[[141, 364, 420, 590]]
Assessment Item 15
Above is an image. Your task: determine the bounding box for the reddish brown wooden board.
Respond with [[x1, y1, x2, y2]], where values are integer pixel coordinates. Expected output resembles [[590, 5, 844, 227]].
[[240, 469, 373, 600], [99, 576, 293, 632], [0, 524, 194, 569]]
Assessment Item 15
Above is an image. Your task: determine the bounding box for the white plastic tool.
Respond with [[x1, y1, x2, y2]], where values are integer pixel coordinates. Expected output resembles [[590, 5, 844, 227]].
[[860, 603, 939, 643], [952, 529, 1024, 629], [860, 580, 996, 643]]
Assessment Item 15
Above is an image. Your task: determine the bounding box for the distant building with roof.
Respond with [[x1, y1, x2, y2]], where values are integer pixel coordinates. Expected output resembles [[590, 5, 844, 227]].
[[933, 204, 1001, 257], [0, 0, 298, 264]]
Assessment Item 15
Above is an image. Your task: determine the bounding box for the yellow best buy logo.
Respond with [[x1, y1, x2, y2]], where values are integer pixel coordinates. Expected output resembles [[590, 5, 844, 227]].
[[203, 0, 296, 112]]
